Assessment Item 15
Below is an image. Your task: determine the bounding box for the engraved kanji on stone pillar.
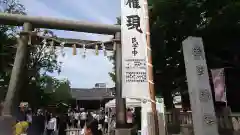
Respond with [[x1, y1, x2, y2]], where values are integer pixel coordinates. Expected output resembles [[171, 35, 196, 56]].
[[182, 37, 219, 135]]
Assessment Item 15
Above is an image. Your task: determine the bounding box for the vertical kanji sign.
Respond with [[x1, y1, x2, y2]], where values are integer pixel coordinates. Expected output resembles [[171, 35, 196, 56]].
[[182, 37, 219, 135], [121, 0, 150, 99]]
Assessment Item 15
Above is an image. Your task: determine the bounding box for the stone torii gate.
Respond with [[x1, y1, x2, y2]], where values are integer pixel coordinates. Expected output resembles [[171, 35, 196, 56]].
[[0, 13, 127, 134]]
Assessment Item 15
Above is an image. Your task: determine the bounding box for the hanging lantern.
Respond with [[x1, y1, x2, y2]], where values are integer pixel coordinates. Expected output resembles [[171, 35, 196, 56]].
[[60, 42, 65, 57], [95, 44, 99, 55], [101, 42, 107, 56], [82, 44, 86, 58], [72, 44, 77, 55]]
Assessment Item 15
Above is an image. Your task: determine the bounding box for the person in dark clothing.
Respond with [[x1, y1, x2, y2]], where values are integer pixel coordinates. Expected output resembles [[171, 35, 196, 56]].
[[16, 105, 27, 122], [16, 103, 29, 135], [87, 112, 94, 122], [31, 110, 45, 135], [59, 114, 67, 135], [27, 115, 44, 135], [56, 115, 60, 129], [85, 119, 101, 135], [39, 114, 45, 135]]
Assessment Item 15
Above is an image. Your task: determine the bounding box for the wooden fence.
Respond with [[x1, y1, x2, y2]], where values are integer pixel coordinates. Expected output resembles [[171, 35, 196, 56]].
[[165, 110, 240, 135]]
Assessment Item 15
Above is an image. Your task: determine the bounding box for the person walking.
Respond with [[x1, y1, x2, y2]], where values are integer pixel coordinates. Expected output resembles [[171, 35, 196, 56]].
[[34, 109, 45, 135], [58, 113, 67, 135], [15, 102, 29, 135], [46, 113, 57, 135], [74, 110, 80, 128], [80, 110, 87, 129], [103, 113, 108, 133]]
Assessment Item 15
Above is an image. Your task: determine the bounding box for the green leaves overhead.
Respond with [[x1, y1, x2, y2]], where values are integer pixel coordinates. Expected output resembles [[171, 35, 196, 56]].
[[150, 0, 240, 109], [0, 0, 67, 108]]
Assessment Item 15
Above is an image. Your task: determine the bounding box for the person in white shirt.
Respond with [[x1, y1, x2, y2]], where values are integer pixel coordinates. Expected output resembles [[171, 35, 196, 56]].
[[46, 113, 57, 135], [104, 114, 108, 133], [92, 113, 97, 119], [80, 111, 87, 129], [74, 111, 80, 128]]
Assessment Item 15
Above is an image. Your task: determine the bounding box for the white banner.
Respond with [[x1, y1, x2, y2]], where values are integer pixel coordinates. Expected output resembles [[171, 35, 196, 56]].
[[121, 0, 150, 99]]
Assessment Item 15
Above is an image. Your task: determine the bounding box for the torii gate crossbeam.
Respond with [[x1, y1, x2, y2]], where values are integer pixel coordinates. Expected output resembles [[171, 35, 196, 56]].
[[0, 13, 120, 34], [0, 13, 126, 135]]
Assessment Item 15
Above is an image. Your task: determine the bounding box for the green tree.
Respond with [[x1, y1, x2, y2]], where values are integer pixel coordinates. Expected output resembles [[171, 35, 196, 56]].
[[150, 0, 240, 109], [13, 28, 62, 109], [52, 79, 72, 104], [0, 0, 26, 101], [0, 0, 63, 109], [108, 52, 116, 83], [38, 75, 72, 106]]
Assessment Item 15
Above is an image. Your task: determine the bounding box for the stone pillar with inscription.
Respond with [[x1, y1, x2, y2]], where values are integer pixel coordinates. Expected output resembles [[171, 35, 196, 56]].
[[182, 37, 219, 135]]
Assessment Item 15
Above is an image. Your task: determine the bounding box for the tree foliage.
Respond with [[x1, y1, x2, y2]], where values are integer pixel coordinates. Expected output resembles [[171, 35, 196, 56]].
[[52, 80, 72, 104], [39, 76, 72, 106], [108, 52, 116, 83], [12, 28, 63, 108], [0, 0, 25, 101], [150, 0, 240, 109], [0, 0, 71, 109]]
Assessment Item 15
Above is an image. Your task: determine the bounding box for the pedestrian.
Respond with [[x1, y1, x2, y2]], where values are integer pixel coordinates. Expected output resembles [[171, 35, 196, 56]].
[[26, 108, 34, 134], [74, 110, 80, 128], [35, 109, 45, 135], [59, 113, 67, 135], [26, 108, 33, 124], [46, 113, 57, 135], [80, 110, 87, 129], [15, 102, 29, 135], [126, 108, 133, 126], [103, 113, 108, 133], [84, 119, 100, 135], [68, 110, 74, 128]]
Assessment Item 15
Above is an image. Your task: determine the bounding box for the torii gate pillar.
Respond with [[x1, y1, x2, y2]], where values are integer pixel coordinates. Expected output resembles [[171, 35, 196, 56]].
[[0, 22, 32, 135]]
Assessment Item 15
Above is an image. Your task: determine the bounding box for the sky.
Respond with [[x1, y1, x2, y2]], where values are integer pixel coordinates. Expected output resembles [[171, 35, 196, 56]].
[[19, 0, 121, 88]]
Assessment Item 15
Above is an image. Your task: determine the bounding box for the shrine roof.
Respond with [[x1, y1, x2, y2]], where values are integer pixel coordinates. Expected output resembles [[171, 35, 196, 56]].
[[70, 87, 115, 100]]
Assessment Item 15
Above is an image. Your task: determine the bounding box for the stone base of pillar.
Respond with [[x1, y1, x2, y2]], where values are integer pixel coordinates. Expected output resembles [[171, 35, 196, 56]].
[[0, 115, 15, 135], [115, 128, 136, 135]]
